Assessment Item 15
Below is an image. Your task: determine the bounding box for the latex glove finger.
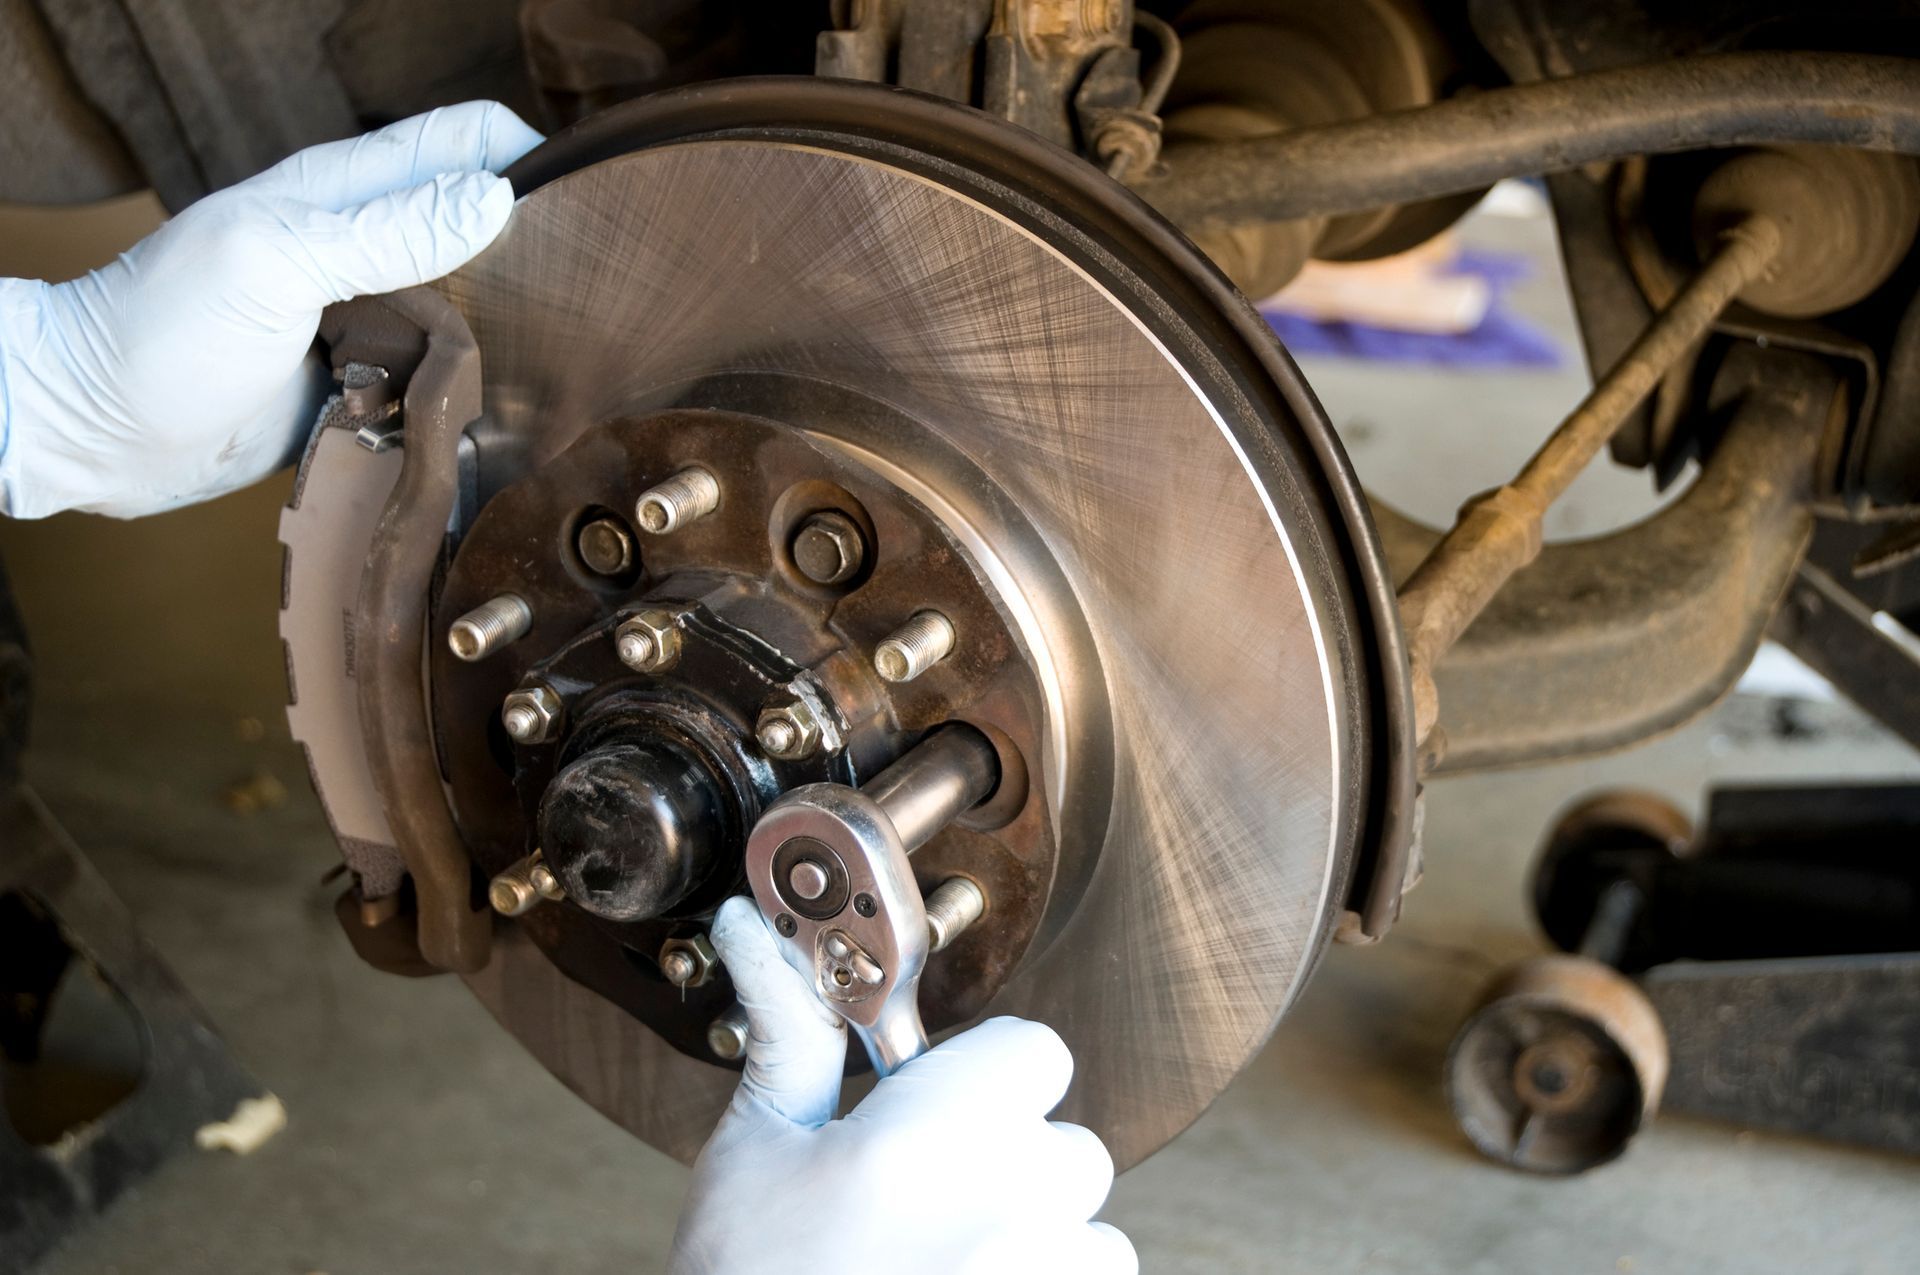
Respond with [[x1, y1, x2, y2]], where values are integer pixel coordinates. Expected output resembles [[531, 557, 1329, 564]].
[[264, 170, 518, 315], [960, 1220, 1140, 1275], [932, 1112, 1118, 1229], [852, 1016, 1073, 1127], [251, 101, 543, 211], [709, 895, 847, 1128], [1040, 1119, 1119, 1222]]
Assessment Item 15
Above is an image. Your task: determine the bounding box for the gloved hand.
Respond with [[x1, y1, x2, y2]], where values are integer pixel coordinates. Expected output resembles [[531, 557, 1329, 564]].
[[0, 101, 543, 519], [672, 896, 1137, 1275]]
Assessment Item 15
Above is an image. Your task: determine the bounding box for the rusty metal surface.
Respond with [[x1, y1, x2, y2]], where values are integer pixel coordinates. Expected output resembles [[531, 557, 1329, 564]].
[[346, 289, 492, 974], [1395, 227, 1789, 755], [431, 408, 1063, 1063], [433, 119, 1370, 1168], [1157, 0, 1467, 295], [1137, 51, 1920, 239], [1376, 350, 1836, 773], [1447, 954, 1670, 1175], [816, 0, 1149, 160]]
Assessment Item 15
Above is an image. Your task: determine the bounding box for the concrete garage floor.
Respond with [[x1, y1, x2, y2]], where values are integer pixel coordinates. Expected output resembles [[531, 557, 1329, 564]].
[[10, 198, 1920, 1274]]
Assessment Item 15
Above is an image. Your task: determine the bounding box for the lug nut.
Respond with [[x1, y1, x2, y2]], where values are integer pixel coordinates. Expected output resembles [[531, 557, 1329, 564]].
[[488, 851, 566, 916], [448, 594, 532, 662], [708, 1004, 751, 1061], [635, 467, 720, 535], [874, 611, 955, 683], [925, 877, 987, 952], [614, 609, 683, 673], [792, 512, 867, 585], [757, 700, 824, 760], [659, 934, 719, 989], [576, 517, 636, 576], [502, 684, 564, 744]]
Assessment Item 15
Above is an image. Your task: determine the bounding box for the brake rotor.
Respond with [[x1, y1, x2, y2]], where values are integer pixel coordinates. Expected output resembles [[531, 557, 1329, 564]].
[[286, 79, 1409, 1170]]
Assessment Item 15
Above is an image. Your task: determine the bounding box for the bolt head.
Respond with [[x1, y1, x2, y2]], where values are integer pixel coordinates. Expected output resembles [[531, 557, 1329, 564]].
[[853, 893, 877, 918], [501, 685, 563, 744], [708, 1015, 750, 1061], [774, 913, 797, 937], [756, 700, 823, 760], [528, 861, 565, 902], [658, 934, 719, 989], [577, 517, 636, 576], [791, 512, 866, 585], [615, 610, 682, 673]]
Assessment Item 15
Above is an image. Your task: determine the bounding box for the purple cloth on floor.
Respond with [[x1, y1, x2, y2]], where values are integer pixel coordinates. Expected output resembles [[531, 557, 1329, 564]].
[[1261, 247, 1564, 368]]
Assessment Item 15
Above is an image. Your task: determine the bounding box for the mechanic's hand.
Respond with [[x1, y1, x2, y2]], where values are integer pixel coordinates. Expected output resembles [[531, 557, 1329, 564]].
[[0, 101, 542, 519], [672, 896, 1137, 1275]]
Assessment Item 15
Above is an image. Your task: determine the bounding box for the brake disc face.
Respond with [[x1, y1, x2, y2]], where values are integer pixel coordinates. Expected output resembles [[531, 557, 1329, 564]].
[[287, 81, 1400, 1169]]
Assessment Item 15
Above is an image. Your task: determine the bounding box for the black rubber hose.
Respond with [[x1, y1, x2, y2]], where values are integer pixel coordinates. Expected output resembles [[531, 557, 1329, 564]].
[[1137, 51, 1920, 231]]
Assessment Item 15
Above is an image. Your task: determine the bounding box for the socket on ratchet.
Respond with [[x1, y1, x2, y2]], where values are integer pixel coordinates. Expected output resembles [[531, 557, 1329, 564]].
[[743, 725, 999, 1076]]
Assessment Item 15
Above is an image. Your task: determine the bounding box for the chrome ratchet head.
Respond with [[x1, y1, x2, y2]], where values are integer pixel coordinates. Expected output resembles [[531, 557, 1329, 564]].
[[743, 782, 931, 1075]]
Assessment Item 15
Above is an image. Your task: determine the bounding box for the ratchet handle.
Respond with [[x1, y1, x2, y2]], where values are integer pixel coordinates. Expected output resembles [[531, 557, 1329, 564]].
[[743, 782, 934, 1079], [854, 992, 931, 1077]]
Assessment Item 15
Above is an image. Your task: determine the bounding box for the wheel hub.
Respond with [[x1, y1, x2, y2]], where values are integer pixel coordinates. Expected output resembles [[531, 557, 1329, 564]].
[[285, 77, 1409, 1170]]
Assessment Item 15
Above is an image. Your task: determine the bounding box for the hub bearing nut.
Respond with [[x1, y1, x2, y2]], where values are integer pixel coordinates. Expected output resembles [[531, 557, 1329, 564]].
[[756, 700, 823, 760], [502, 684, 564, 744], [659, 934, 718, 989], [615, 609, 683, 674]]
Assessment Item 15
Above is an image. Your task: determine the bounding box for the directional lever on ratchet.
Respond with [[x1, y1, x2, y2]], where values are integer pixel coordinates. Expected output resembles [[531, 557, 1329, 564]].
[[743, 725, 999, 1076]]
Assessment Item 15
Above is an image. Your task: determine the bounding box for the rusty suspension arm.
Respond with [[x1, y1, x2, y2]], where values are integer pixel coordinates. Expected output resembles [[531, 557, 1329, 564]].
[[1134, 51, 1920, 238], [1395, 215, 1783, 747]]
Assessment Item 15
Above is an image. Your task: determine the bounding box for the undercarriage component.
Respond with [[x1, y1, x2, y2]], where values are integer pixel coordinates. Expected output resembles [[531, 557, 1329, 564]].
[[1156, 0, 1475, 297], [1454, 785, 1920, 1173], [285, 76, 1412, 1168], [1137, 50, 1920, 246], [1379, 347, 1835, 772], [1447, 952, 1668, 1176], [1771, 520, 1920, 751], [1396, 210, 1783, 753]]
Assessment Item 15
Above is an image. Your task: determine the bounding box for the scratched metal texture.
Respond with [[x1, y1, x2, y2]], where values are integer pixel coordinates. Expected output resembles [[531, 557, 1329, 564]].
[[441, 139, 1358, 1168]]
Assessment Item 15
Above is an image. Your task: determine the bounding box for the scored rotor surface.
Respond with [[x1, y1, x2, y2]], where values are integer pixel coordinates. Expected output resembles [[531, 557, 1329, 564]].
[[441, 134, 1358, 1168]]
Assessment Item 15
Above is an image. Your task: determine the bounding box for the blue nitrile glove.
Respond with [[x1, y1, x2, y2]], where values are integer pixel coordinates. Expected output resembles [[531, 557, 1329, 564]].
[[673, 896, 1137, 1275], [0, 101, 543, 519]]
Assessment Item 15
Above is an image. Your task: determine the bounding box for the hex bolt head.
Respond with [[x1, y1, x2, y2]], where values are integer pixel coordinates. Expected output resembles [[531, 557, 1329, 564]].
[[636, 466, 720, 535], [659, 934, 719, 989], [576, 517, 637, 576], [874, 610, 956, 683], [448, 594, 533, 662], [614, 609, 683, 674], [791, 511, 867, 585], [756, 700, 823, 760], [501, 684, 564, 744]]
